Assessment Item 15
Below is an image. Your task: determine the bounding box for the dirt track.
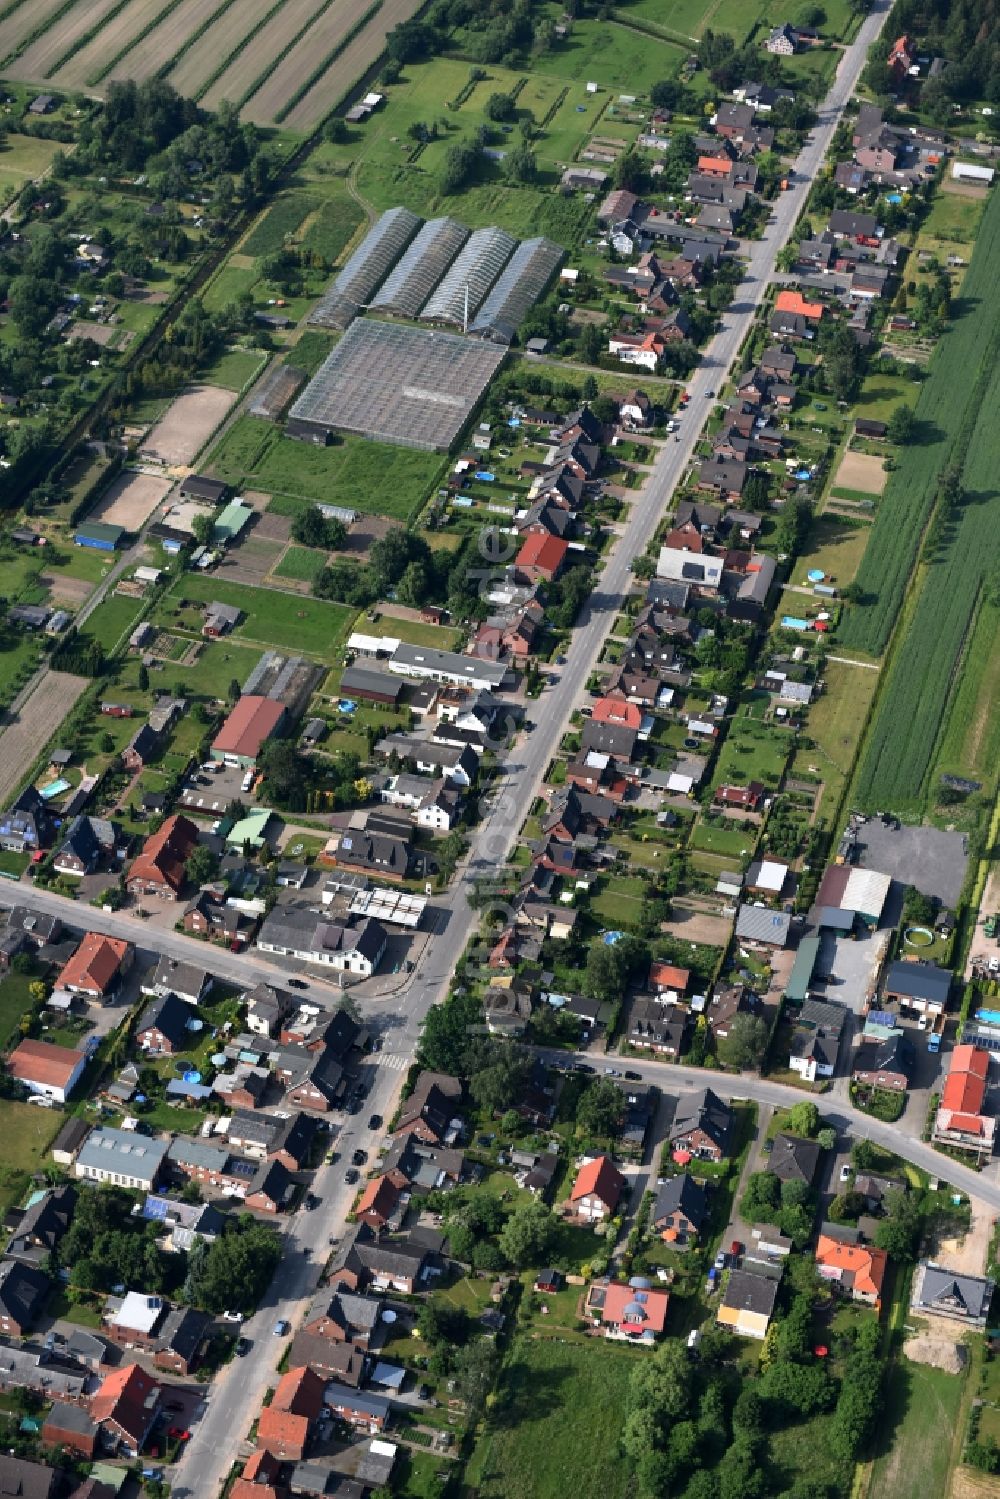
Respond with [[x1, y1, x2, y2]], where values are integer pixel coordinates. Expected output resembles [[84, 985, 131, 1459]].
[[0, 671, 90, 807], [834, 448, 887, 494], [92, 472, 172, 530], [143, 385, 237, 466]]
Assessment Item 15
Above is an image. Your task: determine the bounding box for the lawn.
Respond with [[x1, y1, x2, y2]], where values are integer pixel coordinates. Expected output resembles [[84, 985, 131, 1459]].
[[589, 873, 647, 930], [869, 1352, 966, 1499], [0, 1099, 63, 1217], [0, 636, 42, 705], [688, 817, 756, 858], [365, 613, 463, 651], [0, 973, 35, 1051], [711, 717, 791, 792], [465, 1336, 639, 1499], [793, 516, 872, 588], [273, 545, 328, 582], [79, 595, 146, 652], [158, 574, 353, 659], [204, 415, 442, 520], [853, 372, 921, 424], [200, 348, 266, 393]]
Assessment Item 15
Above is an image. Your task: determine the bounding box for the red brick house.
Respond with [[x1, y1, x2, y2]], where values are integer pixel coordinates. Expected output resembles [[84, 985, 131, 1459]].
[[232, 1450, 285, 1499], [569, 1155, 626, 1221], [514, 531, 570, 584], [89, 1363, 160, 1456], [41, 1402, 98, 1458], [127, 814, 198, 901], [714, 781, 765, 810], [257, 1366, 325, 1461], [394, 1071, 462, 1147], [355, 1170, 409, 1232]]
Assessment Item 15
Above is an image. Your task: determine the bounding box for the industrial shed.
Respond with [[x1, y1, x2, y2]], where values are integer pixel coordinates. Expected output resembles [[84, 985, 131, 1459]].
[[307, 207, 422, 330], [421, 225, 517, 327], [470, 236, 564, 344], [285, 320, 505, 452], [370, 217, 470, 319]]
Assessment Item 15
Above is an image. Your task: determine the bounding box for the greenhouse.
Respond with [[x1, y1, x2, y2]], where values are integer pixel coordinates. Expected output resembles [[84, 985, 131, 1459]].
[[420, 225, 517, 327], [307, 206, 422, 330], [470, 236, 564, 344], [369, 217, 470, 319]]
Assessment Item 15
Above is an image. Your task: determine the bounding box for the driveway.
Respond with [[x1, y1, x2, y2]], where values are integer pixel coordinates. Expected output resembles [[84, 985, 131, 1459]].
[[811, 926, 891, 1015], [854, 819, 969, 909], [717, 1104, 773, 1266]]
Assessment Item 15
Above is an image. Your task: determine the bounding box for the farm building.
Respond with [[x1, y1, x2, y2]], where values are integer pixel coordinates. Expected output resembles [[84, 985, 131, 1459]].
[[211, 696, 286, 768], [286, 320, 505, 453], [470, 236, 565, 344], [248, 363, 306, 421], [420, 225, 517, 326], [242, 651, 324, 714], [307, 207, 422, 331], [816, 864, 892, 926], [339, 666, 404, 706], [180, 475, 227, 503], [212, 500, 254, 543], [369, 217, 470, 319], [74, 521, 124, 551], [952, 161, 994, 184]]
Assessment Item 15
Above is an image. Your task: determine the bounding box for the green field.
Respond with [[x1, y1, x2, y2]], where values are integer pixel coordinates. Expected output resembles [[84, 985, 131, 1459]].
[[931, 594, 1000, 792], [840, 187, 1000, 657], [466, 1337, 638, 1499], [200, 348, 266, 393], [273, 545, 328, 582], [792, 659, 879, 823], [204, 415, 442, 520], [853, 333, 1000, 811], [619, 0, 858, 42], [869, 1354, 965, 1499], [0, 1099, 62, 1216], [0, 973, 35, 1052], [711, 717, 791, 792], [793, 516, 872, 588], [158, 574, 353, 659], [79, 595, 146, 652], [689, 817, 757, 857]]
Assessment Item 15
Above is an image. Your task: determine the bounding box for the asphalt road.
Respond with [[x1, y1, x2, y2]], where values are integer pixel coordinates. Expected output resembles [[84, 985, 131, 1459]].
[[11, 13, 895, 1491]]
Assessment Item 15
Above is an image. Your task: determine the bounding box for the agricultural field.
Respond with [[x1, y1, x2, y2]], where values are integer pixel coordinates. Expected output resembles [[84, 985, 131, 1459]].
[[853, 339, 1000, 813], [0, 131, 62, 206], [792, 660, 879, 824], [204, 415, 443, 520], [839, 186, 1000, 657], [617, 0, 858, 43]]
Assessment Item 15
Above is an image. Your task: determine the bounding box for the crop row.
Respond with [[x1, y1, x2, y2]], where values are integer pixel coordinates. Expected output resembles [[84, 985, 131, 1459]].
[[240, 191, 317, 258], [853, 348, 1000, 811], [839, 187, 1000, 657]]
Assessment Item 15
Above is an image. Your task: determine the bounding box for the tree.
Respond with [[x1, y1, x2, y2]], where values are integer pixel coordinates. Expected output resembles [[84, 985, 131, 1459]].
[[467, 1042, 532, 1115], [138, 664, 149, 691], [741, 1170, 781, 1222], [717, 1012, 768, 1070], [498, 1200, 557, 1267], [453, 1338, 497, 1414], [576, 1077, 625, 1138], [504, 143, 536, 184], [258, 739, 309, 810], [816, 1126, 836, 1152], [485, 91, 516, 121], [785, 1100, 820, 1137], [761, 1358, 834, 1415], [886, 403, 915, 444], [228, 677, 242, 704], [418, 990, 483, 1074], [185, 844, 218, 886], [418, 1301, 470, 1347], [873, 1188, 922, 1260], [292, 505, 332, 548], [781, 1178, 812, 1210], [190, 512, 214, 547], [99, 731, 115, 753], [185, 1216, 282, 1313]]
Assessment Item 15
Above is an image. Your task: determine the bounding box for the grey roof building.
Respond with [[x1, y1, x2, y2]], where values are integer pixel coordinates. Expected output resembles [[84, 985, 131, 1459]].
[[308, 206, 422, 329], [75, 1127, 169, 1189], [769, 1132, 821, 1185], [370, 215, 470, 318], [421, 224, 516, 325], [911, 1262, 994, 1325], [735, 904, 792, 946]]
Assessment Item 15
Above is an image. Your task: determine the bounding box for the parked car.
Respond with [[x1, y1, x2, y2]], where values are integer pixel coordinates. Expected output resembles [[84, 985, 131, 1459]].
[[714, 1250, 727, 1270], [345, 1168, 359, 1185], [222, 1310, 243, 1323], [235, 1337, 250, 1356], [839, 1163, 852, 1183], [272, 1320, 290, 1337], [352, 1148, 367, 1166], [288, 978, 308, 990], [368, 1114, 383, 1130]]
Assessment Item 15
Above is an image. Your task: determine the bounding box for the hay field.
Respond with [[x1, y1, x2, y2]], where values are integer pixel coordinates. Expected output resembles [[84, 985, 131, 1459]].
[[143, 385, 238, 467], [281, 0, 425, 130], [167, 0, 279, 98], [106, 0, 231, 83], [8, 0, 122, 81], [52, 0, 170, 85], [201, 0, 319, 112]]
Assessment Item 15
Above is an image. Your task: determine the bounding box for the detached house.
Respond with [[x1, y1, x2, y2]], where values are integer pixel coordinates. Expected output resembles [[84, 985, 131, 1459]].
[[395, 1071, 462, 1147], [717, 1270, 779, 1338], [127, 814, 199, 901], [569, 1155, 625, 1221], [652, 1173, 708, 1247], [257, 1366, 327, 1461], [59, 932, 132, 1000], [8, 1038, 87, 1103], [815, 1231, 887, 1308], [90, 1363, 161, 1456], [668, 1088, 732, 1162], [911, 1262, 994, 1326]]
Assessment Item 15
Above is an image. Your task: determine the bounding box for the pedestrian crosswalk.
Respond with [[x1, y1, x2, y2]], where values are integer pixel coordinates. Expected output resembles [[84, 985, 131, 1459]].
[[379, 1053, 409, 1072]]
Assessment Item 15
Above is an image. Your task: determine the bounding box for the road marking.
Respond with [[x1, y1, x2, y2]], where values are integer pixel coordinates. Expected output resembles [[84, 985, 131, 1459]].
[[379, 1054, 408, 1071]]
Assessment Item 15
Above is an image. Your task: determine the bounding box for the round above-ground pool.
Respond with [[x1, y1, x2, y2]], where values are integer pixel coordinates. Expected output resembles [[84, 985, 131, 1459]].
[[903, 926, 934, 948]]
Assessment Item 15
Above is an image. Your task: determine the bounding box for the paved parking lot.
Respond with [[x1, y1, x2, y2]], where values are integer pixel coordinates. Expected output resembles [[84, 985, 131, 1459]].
[[855, 820, 968, 910]]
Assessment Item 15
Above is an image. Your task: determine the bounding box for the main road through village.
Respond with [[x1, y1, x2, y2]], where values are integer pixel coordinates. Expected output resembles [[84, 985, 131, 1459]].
[[3, 8, 905, 1490]]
